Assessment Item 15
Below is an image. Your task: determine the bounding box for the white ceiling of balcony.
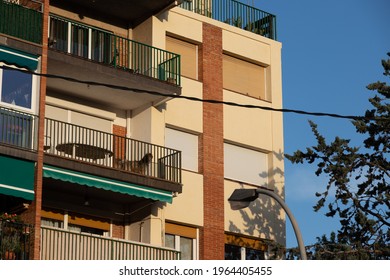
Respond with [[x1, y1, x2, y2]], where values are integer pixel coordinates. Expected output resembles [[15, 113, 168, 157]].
[[46, 50, 181, 111]]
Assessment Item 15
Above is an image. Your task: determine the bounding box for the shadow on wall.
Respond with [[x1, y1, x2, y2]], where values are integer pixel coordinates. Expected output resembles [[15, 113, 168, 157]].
[[228, 150, 286, 259]]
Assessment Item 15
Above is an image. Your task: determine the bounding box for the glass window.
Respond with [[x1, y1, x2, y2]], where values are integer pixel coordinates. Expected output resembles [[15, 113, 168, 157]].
[[225, 244, 241, 260], [225, 244, 265, 260], [180, 236, 193, 260], [71, 24, 88, 58], [165, 233, 175, 249], [1, 68, 32, 109], [49, 17, 68, 52], [165, 233, 195, 260], [246, 247, 265, 260]]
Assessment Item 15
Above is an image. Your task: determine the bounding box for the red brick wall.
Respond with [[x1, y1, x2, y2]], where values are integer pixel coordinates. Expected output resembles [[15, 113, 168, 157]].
[[113, 124, 127, 165], [29, 0, 50, 260], [199, 23, 225, 260], [112, 222, 125, 239]]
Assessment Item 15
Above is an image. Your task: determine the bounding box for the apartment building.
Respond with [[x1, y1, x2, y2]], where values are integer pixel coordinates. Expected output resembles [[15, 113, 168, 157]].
[[0, 0, 284, 260]]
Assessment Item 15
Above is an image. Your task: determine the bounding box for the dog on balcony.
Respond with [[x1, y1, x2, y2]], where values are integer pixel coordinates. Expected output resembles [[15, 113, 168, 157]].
[[114, 153, 153, 175]]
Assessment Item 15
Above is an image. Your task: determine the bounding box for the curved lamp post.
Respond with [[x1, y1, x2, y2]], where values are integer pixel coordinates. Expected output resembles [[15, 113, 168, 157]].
[[228, 188, 307, 260]]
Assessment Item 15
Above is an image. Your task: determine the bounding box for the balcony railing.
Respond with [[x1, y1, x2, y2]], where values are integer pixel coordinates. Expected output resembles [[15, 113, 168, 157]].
[[0, 0, 43, 44], [41, 226, 180, 260], [180, 0, 276, 40], [48, 15, 181, 86], [0, 220, 33, 260], [0, 106, 39, 150], [44, 118, 182, 184]]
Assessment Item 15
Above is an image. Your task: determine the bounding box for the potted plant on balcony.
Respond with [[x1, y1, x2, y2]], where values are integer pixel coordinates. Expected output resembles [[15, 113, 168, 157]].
[[0, 213, 22, 260]]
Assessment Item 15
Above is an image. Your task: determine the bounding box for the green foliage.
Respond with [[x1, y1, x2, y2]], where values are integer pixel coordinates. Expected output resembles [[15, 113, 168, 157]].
[[286, 53, 390, 259]]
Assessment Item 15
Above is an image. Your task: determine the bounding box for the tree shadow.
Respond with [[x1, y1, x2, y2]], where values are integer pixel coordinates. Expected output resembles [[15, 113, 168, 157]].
[[227, 149, 287, 258]]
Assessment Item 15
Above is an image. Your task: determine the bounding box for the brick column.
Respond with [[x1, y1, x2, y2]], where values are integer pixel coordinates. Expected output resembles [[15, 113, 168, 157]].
[[199, 23, 225, 260], [29, 0, 50, 260]]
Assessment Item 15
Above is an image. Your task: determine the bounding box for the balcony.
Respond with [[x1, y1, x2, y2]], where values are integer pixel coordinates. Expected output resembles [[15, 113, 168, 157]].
[[0, 0, 43, 44], [41, 226, 180, 260], [0, 220, 33, 260], [44, 118, 182, 186], [47, 14, 181, 111], [179, 0, 277, 40]]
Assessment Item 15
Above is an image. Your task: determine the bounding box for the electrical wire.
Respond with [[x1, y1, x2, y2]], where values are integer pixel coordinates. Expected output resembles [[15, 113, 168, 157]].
[[0, 65, 374, 121]]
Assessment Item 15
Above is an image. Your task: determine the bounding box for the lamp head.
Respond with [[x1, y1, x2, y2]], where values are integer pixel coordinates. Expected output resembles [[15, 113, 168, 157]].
[[228, 189, 258, 210]]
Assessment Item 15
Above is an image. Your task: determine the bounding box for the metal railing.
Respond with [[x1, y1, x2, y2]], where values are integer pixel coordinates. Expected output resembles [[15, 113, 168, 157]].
[[180, 0, 276, 40], [0, 220, 33, 260], [0, 106, 39, 150], [48, 15, 181, 86], [44, 118, 182, 184], [40, 226, 181, 260], [0, 0, 43, 44]]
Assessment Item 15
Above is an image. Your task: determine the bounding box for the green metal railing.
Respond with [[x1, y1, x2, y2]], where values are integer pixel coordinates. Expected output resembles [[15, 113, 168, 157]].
[[180, 0, 276, 40], [49, 15, 181, 86], [0, 0, 43, 44], [41, 226, 181, 260]]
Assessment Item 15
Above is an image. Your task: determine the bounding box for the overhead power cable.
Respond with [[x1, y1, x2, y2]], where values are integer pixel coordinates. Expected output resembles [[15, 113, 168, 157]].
[[0, 65, 370, 120]]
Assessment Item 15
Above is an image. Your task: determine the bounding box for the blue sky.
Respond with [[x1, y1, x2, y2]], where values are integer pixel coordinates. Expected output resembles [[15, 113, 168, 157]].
[[252, 0, 390, 248]]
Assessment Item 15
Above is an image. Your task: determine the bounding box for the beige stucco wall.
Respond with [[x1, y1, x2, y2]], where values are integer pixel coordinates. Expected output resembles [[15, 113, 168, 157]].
[[161, 8, 285, 244], [164, 171, 204, 226]]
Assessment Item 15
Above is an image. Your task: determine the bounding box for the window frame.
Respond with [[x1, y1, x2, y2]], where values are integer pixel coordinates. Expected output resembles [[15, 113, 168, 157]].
[[0, 63, 38, 114]]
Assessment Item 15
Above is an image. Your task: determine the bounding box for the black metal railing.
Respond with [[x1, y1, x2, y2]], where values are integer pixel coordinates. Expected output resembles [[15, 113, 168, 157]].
[[0, 106, 39, 150], [0, 0, 43, 44], [44, 118, 182, 184], [180, 0, 276, 40], [0, 220, 33, 260], [48, 14, 181, 86]]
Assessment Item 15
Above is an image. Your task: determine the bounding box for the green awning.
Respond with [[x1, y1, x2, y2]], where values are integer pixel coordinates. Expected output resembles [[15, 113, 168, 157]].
[[0, 45, 39, 70], [0, 155, 35, 200], [43, 165, 173, 203]]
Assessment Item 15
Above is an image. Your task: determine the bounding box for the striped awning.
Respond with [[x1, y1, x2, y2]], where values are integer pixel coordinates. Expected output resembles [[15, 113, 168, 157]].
[[43, 165, 173, 203], [0, 45, 39, 70], [0, 155, 35, 200]]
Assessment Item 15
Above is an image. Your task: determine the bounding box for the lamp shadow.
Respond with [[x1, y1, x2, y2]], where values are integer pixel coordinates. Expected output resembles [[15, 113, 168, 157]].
[[227, 149, 287, 259]]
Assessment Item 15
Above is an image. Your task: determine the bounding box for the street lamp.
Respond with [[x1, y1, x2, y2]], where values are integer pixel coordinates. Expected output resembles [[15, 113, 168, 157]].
[[228, 188, 307, 260]]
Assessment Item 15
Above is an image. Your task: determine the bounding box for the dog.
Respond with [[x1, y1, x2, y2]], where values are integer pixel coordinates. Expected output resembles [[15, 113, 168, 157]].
[[114, 153, 153, 175]]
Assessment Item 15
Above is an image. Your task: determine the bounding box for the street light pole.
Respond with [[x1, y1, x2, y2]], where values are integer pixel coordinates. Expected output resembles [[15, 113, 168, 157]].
[[228, 188, 307, 260], [255, 188, 307, 260]]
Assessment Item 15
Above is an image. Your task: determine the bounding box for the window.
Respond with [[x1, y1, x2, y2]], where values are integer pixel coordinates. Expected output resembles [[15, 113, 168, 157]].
[[0, 46, 39, 113], [225, 233, 266, 260], [1, 68, 32, 109], [165, 127, 198, 172], [166, 36, 198, 80], [165, 223, 197, 260], [225, 244, 265, 260], [41, 209, 110, 236], [223, 54, 267, 100], [0, 46, 39, 149], [49, 16, 112, 63], [224, 143, 269, 186]]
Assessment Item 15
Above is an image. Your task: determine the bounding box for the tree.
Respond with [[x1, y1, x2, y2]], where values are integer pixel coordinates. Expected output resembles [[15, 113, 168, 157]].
[[286, 53, 390, 259]]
